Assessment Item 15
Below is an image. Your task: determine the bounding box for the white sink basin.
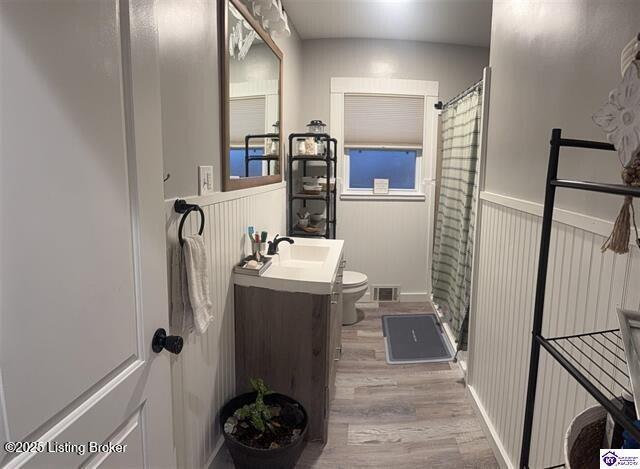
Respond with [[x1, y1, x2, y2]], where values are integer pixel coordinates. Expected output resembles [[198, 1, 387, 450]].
[[234, 237, 344, 295], [274, 244, 331, 269]]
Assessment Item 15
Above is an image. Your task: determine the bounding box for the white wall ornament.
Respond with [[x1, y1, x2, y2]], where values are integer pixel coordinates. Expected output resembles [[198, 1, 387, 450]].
[[593, 60, 640, 168], [229, 5, 259, 60], [622, 34, 640, 77], [229, 20, 258, 60], [592, 35, 640, 254], [242, 0, 291, 38]]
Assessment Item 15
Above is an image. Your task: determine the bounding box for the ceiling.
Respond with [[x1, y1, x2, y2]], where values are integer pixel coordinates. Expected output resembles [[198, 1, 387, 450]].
[[281, 0, 492, 48]]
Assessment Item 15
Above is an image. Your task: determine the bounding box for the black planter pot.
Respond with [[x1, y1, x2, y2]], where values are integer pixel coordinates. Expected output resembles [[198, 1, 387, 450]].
[[220, 392, 308, 469]]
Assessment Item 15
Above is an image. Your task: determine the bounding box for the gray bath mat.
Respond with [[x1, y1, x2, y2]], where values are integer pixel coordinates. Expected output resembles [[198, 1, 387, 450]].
[[382, 314, 454, 364]]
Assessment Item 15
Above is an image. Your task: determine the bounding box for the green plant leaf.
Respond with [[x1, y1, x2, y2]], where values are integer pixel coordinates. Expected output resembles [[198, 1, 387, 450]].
[[240, 378, 277, 434], [249, 378, 259, 391], [223, 416, 237, 435], [250, 412, 265, 433], [250, 377, 271, 396], [234, 405, 252, 420]]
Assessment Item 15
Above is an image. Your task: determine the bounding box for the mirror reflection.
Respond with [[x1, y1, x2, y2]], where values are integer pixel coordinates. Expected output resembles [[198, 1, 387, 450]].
[[228, 3, 281, 180]]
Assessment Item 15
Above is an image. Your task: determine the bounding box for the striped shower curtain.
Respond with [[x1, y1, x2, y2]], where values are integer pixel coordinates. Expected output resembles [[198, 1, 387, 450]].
[[431, 84, 483, 350]]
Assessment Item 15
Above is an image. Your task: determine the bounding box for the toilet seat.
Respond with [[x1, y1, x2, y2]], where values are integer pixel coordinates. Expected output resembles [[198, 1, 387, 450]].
[[342, 271, 368, 288]]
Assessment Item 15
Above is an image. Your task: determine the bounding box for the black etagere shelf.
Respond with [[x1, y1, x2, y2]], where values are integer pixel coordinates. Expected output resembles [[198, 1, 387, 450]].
[[520, 129, 640, 468], [244, 133, 280, 177], [287, 132, 337, 239]]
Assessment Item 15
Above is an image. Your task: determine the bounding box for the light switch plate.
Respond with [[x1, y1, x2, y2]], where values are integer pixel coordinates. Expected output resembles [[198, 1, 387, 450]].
[[199, 166, 214, 196]]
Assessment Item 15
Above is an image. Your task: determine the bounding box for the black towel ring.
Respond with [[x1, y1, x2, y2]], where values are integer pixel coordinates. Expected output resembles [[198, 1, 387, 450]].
[[174, 199, 205, 246]]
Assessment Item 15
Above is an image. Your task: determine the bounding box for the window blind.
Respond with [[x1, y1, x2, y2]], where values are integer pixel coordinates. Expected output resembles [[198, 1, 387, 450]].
[[344, 94, 424, 147], [229, 96, 266, 145]]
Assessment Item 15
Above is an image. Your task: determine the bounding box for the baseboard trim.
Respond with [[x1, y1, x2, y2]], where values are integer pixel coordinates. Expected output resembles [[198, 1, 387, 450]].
[[359, 291, 429, 303], [467, 384, 514, 469], [206, 437, 225, 469], [399, 292, 430, 302]]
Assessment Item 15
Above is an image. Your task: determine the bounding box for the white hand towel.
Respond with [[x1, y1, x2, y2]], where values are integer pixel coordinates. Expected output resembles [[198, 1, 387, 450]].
[[170, 245, 194, 335], [182, 234, 214, 334]]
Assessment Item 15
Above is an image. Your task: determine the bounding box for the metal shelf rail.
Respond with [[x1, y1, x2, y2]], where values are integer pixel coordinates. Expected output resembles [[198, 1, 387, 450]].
[[520, 128, 640, 468], [287, 133, 337, 239], [244, 133, 280, 177]]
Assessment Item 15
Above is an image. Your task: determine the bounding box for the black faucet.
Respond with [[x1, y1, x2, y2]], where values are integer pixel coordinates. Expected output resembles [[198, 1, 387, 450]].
[[267, 234, 294, 255]]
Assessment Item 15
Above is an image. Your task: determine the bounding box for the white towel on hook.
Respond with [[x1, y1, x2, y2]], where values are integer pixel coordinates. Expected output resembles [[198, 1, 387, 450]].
[[170, 245, 194, 335], [182, 234, 214, 334]]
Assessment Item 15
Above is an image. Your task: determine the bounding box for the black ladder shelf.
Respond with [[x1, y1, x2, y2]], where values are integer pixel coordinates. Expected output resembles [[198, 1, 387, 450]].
[[520, 128, 640, 468], [287, 132, 337, 239], [244, 133, 280, 177]]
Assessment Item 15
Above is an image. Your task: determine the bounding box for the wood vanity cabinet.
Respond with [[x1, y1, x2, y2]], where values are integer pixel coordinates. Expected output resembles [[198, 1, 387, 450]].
[[234, 257, 345, 443]]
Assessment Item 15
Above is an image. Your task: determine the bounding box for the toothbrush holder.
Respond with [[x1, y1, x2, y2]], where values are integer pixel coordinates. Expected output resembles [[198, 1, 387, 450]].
[[252, 241, 268, 259]]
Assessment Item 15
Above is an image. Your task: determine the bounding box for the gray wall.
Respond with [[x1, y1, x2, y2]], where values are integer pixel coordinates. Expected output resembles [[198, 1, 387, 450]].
[[299, 38, 490, 130], [485, 0, 640, 220], [158, 0, 303, 199], [294, 38, 488, 300], [229, 42, 280, 84]]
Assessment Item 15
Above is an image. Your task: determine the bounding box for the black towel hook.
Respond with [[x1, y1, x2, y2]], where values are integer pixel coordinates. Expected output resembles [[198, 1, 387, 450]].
[[175, 199, 205, 246]]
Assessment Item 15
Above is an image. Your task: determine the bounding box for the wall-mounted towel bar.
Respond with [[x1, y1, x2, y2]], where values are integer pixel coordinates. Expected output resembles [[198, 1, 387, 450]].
[[175, 199, 205, 246]]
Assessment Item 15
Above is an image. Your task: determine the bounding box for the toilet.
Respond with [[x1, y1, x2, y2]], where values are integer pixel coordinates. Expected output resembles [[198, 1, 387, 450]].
[[341, 271, 369, 325]]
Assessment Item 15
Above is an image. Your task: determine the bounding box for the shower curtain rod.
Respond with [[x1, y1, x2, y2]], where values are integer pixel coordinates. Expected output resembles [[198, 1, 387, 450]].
[[434, 78, 483, 110]]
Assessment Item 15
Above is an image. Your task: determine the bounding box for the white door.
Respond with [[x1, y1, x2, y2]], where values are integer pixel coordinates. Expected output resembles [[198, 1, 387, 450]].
[[1, 1, 175, 468]]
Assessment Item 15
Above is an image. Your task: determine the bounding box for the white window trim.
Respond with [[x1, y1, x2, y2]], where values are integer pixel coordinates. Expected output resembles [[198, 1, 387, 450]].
[[230, 144, 264, 149], [330, 77, 439, 200]]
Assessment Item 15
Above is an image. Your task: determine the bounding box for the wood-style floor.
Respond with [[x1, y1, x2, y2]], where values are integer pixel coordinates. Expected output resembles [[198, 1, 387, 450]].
[[215, 302, 498, 468]]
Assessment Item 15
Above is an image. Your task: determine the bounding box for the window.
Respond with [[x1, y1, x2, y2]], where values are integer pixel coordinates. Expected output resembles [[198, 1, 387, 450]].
[[343, 94, 424, 194], [347, 148, 418, 189], [229, 97, 266, 146], [229, 147, 264, 178], [228, 96, 268, 178]]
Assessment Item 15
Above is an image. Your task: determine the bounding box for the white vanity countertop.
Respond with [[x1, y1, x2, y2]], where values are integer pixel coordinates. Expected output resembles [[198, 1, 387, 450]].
[[234, 237, 344, 295]]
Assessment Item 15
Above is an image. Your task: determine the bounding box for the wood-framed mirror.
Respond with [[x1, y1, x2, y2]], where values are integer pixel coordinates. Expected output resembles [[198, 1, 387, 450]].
[[218, 0, 284, 191]]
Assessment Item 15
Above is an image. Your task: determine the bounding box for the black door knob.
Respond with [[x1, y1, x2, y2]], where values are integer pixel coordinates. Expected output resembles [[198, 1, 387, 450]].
[[152, 328, 183, 355]]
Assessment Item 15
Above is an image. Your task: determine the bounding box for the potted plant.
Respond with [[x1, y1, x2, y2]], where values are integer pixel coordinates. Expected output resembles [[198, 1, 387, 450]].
[[221, 378, 308, 469]]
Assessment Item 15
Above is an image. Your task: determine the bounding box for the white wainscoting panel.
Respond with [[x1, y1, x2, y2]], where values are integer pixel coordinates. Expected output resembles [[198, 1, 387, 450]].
[[165, 185, 286, 469], [336, 183, 434, 302], [468, 193, 640, 468]]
